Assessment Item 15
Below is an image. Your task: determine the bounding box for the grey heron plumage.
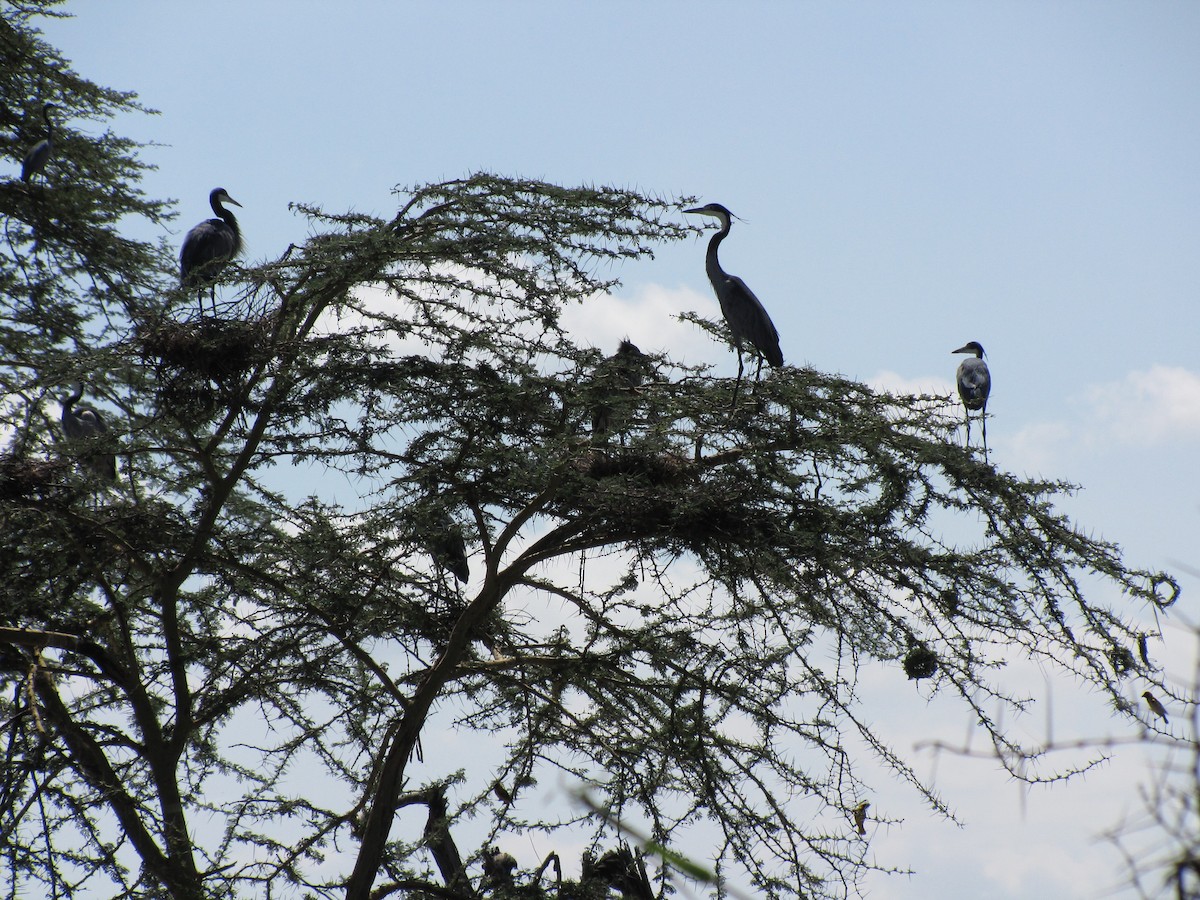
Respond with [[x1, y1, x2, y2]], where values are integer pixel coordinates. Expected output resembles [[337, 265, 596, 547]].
[[21, 103, 55, 184], [952, 341, 990, 454], [684, 203, 783, 401], [180, 187, 243, 314], [60, 383, 117, 482]]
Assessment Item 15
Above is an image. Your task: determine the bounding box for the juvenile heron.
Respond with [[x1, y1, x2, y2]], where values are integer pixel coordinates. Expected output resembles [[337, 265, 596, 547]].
[[430, 511, 470, 583], [590, 339, 653, 440], [180, 187, 243, 314], [952, 341, 990, 453], [21, 103, 55, 183], [684, 202, 783, 401], [60, 383, 117, 482]]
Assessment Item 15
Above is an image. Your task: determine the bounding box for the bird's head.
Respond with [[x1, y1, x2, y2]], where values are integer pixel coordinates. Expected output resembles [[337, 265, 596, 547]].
[[60, 382, 85, 407], [684, 202, 735, 226], [210, 187, 242, 208], [952, 341, 985, 358]]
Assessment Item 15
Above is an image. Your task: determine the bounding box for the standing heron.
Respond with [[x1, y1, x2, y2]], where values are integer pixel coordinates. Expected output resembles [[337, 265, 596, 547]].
[[430, 511, 470, 584], [684, 203, 783, 402], [180, 187, 243, 315], [21, 103, 55, 184], [590, 339, 653, 441], [952, 341, 991, 454], [60, 383, 117, 482]]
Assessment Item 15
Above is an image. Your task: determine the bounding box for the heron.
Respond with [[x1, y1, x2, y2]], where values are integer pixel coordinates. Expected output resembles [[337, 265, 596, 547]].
[[60, 383, 117, 482], [952, 341, 991, 454], [430, 512, 470, 584], [591, 339, 653, 440], [180, 187, 243, 315], [684, 202, 783, 402], [21, 103, 55, 184]]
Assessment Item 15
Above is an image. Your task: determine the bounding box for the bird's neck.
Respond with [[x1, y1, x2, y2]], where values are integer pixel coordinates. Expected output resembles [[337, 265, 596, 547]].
[[704, 224, 730, 282], [212, 202, 239, 233]]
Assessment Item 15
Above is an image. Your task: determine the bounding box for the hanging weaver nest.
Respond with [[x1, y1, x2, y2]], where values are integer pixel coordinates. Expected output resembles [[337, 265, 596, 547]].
[[1108, 645, 1137, 677], [0, 455, 72, 505], [903, 645, 939, 681]]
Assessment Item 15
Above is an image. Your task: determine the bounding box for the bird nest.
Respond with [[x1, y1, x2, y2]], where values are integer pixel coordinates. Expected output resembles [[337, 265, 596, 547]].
[[138, 315, 277, 420], [138, 315, 275, 382], [560, 448, 776, 553], [0, 455, 72, 505]]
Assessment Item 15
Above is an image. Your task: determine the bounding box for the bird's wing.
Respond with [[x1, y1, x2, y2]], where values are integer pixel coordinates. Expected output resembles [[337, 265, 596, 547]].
[[77, 407, 107, 434], [723, 275, 783, 367], [180, 220, 236, 278], [957, 359, 991, 405], [21, 140, 51, 181]]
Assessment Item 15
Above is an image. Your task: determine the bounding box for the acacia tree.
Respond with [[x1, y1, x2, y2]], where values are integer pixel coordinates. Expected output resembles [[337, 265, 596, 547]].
[[0, 7, 1181, 900]]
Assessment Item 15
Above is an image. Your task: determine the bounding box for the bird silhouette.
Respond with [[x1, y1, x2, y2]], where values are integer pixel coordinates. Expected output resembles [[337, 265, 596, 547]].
[[852, 801, 870, 836], [590, 339, 653, 441], [180, 187, 243, 315], [60, 383, 117, 482], [21, 103, 55, 184], [685, 202, 783, 402], [952, 341, 991, 454], [1142, 691, 1168, 722], [430, 511, 470, 583]]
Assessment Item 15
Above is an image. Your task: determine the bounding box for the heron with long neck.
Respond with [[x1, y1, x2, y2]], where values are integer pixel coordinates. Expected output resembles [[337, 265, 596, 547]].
[[684, 203, 782, 403], [60, 383, 117, 482], [180, 187, 243, 315], [21, 102, 55, 184]]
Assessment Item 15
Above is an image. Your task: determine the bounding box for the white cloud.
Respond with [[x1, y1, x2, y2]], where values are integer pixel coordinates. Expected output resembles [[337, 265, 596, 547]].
[[1085, 365, 1200, 445], [560, 283, 724, 367], [867, 369, 956, 399]]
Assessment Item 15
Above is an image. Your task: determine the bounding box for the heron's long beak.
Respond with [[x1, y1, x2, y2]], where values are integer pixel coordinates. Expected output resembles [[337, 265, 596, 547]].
[[225, 196, 243, 208], [951, 344, 973, 355]]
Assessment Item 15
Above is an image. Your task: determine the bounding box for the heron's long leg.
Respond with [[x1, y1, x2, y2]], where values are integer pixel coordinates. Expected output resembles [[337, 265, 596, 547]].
[[981, 405, 988, 458], [963, 410, 972, 449], [731, 349, 745, 408]]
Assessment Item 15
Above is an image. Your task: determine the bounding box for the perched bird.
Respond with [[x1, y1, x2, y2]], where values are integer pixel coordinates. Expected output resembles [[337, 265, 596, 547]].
[[1142, 691, 1168, 723], [430, 511, 470, 583], [60, 383, 117, 482], [684, 203, 783, 401], [180, 187, 243, 314], [952, 341, 991, 453], [590, 339, 653, 440], [482, 847, 518, 886], [21, 102, 55, 184], [852, 801, 870, 836]]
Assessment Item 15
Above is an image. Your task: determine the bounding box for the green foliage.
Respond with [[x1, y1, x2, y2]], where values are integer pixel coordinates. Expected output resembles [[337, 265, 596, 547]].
[[0, 6, 1179, 900]]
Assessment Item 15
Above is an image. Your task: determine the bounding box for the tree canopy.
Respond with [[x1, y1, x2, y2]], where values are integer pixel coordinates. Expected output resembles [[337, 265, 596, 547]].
[[0, 6, 1180, 899]]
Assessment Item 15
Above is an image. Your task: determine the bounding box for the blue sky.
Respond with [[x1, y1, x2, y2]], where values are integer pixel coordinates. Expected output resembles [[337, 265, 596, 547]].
[[34, 3, 1200, 897]]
